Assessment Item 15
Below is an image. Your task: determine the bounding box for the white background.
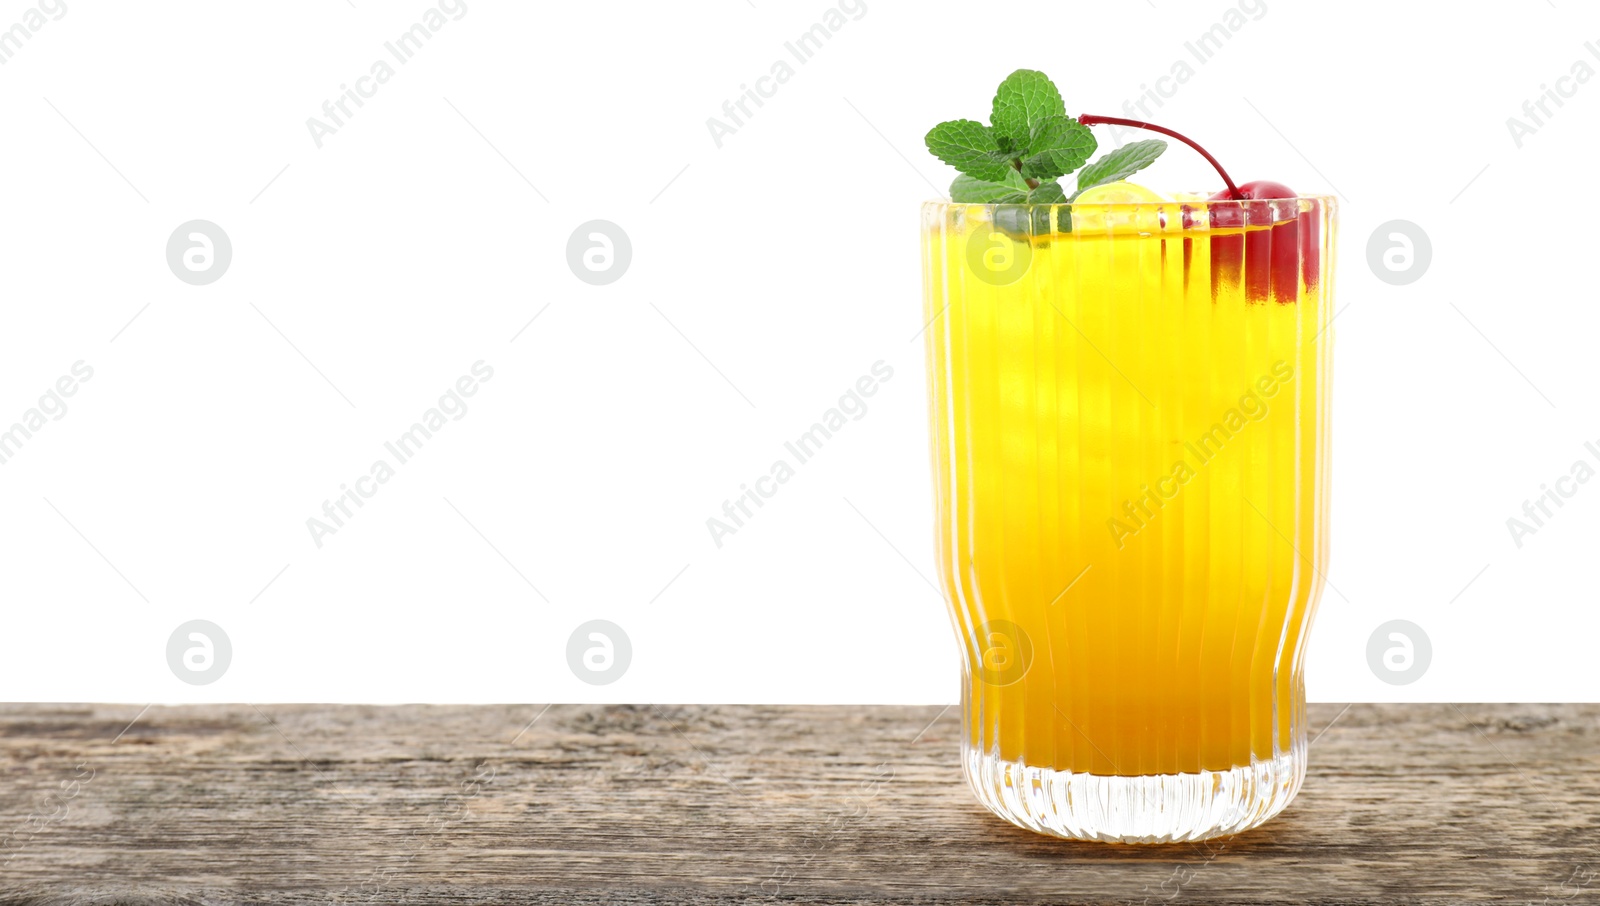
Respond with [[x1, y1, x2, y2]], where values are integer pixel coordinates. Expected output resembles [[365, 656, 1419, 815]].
[[1, 0, 1595, 704]]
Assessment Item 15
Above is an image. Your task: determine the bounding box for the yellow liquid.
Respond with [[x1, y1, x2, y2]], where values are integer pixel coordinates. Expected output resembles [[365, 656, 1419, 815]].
[[922, 201, 1333, 776]]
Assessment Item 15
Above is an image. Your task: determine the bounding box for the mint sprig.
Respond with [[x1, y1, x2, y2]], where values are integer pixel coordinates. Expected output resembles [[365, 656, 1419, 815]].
[[925, 70, 1167, 209]]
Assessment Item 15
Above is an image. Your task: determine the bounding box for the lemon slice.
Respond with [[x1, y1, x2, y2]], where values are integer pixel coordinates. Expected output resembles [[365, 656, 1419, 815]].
[[1073, 180, 1171, 205], [1071, 181, 1172, 233]]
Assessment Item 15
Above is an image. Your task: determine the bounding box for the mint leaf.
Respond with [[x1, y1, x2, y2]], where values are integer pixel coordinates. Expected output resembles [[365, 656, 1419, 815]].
[[1071, 139, 1168, 199], [950, 172, 1064, 205], [1028, 181, 1067, 204], [1035, 182, 1071, 233], [924, 119, 1014, 183], [987, 182, 1069, 239], [994, 201, 1063, 238], [950, 170, 1029, 203], [990, 70, 1065, 152], [1019, 116, 1097, 180]]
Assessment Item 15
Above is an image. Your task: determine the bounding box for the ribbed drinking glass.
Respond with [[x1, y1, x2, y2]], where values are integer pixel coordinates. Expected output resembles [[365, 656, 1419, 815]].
[[921, 196, 1336, 843]]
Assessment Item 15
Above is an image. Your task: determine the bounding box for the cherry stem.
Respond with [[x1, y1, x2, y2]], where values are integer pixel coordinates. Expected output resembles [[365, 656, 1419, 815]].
[[1077, 114, 1244, 201]]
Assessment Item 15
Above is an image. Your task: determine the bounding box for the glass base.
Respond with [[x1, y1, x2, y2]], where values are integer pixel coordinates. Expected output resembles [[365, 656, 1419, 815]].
[[963, 743, 1306, 844]]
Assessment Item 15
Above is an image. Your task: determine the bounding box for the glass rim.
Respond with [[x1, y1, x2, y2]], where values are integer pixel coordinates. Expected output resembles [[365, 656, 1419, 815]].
[[922, 194, 1338, 209]]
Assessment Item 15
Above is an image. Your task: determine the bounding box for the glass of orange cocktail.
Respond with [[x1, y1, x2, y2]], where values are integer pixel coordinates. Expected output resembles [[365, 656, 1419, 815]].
[[921, 191, 1336, 843]]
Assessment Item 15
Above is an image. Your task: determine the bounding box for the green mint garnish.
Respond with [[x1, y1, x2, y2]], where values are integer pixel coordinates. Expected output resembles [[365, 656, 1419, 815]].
[[949, 171, 1029, 203], [925, 70, 1167, 211], [1014, 119, 1095, 181], [989, 69, 1067, 156], [1070, 139, 1168, 200], [1025, 181, 1067, 204], [924, 120, 1014, 184]]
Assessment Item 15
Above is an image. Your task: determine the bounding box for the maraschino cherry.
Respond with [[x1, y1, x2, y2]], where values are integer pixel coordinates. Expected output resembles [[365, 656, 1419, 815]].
[[1204, 180, 1298, 303], [1215, 179, 1296, 201]]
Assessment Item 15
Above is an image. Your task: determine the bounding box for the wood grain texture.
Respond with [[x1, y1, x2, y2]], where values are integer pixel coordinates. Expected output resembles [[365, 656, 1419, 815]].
[[0, 703, 1596, 904]]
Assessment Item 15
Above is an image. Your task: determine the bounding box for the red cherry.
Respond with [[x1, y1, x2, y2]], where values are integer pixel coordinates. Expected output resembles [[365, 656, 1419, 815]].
[[1223, 180, 1296, 200], [1213, 183, 1324, 297], [1208, 182, 1304, 304]]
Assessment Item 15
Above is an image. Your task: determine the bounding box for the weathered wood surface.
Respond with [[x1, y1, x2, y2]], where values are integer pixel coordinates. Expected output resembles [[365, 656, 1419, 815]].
[[0, 703, 1595, 904]]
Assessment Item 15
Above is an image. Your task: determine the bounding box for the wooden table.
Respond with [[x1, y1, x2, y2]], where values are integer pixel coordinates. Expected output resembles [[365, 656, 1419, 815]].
[[0, 703, 1595, 904]]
